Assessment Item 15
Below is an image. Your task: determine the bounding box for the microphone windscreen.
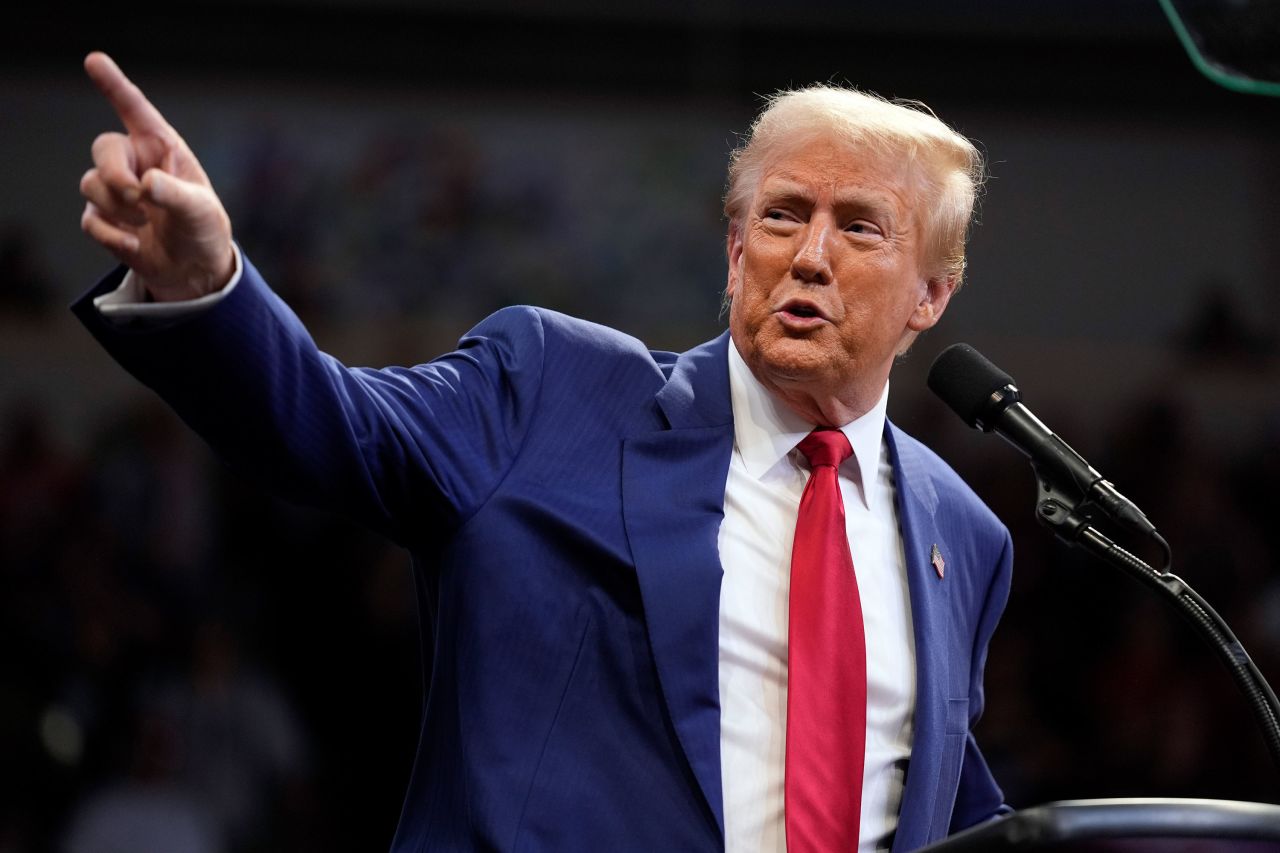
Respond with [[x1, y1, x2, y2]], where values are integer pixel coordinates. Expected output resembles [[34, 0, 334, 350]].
[[927, 343, 1015, 428]]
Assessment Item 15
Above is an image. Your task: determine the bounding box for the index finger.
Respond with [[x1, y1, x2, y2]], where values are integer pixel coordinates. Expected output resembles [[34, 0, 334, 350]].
[[84, 52, 174, 138]]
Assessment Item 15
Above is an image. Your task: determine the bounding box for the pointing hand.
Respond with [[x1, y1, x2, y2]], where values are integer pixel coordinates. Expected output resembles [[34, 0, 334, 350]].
[[80, 52, 234, 301]]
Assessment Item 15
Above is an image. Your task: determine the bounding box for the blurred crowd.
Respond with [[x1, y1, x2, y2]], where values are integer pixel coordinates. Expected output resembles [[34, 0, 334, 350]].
[[0, 389, 423, 851]]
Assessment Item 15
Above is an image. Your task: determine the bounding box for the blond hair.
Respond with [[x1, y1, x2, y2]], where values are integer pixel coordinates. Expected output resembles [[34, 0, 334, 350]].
[[724, 85, 984, 284]]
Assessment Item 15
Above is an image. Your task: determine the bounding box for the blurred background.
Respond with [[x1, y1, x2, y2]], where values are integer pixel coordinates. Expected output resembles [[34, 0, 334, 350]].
[[2, 0, 1279, 849]]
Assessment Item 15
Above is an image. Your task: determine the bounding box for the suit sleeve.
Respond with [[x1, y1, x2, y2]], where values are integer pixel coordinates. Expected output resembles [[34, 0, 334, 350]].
[[72, 254, 546, 547], [950, 528, 1015, 832]]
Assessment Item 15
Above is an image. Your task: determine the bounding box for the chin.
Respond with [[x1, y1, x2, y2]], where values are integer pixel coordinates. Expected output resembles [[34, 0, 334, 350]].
[[752, 338, 836, 384]]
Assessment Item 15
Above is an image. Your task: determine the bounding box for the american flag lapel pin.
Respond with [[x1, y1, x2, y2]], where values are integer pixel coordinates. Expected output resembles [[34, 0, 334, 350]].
[[930, 544, 945, 579]]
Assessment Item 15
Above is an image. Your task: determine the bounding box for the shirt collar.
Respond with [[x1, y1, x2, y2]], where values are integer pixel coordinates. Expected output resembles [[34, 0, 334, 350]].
[[727, 339, 889, 511]]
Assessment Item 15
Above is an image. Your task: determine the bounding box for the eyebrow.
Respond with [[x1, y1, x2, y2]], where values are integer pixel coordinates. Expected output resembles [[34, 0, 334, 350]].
[[757, 179, 816, 203], [757, 178, 901, 224]]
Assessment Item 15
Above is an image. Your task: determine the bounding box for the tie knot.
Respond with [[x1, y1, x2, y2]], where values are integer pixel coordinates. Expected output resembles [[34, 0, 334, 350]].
[[796, 429, 853, 470]]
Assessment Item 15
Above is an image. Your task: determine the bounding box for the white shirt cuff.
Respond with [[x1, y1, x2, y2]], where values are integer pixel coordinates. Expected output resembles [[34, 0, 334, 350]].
[[93, 244, 244, 320]]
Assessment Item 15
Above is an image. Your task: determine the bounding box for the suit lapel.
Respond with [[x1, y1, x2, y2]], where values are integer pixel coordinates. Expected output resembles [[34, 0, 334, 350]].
[[622, 332, 734, 839], [621, 354, 958, 846], [885, 423, 953, 853]]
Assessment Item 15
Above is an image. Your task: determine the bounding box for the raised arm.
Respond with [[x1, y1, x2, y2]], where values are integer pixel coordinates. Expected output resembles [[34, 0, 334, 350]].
[[79, 52, 234, 302], [73, 54, 547, 547]]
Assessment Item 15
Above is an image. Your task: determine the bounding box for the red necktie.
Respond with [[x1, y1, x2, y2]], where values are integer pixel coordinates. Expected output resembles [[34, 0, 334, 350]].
[[785, 429, 867, 853]]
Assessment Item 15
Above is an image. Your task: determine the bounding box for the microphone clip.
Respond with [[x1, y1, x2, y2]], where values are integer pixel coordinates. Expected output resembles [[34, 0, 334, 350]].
[[1031, 463, 1099, 544]]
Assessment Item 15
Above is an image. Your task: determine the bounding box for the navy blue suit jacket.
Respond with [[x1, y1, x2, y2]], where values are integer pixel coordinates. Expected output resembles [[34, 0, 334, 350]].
[[74, 256, 1013, 852]]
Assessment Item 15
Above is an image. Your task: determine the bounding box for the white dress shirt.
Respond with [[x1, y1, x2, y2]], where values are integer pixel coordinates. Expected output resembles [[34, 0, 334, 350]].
[[95, 257, 917, 850], [92, 245, 244, 320], [718, 341, 916, 853]]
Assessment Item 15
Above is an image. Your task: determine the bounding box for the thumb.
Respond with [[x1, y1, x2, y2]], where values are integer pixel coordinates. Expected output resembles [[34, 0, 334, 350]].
[[141, 167, 195, 210], [138, 166, 234, 291], [140, 167, 226, 236]]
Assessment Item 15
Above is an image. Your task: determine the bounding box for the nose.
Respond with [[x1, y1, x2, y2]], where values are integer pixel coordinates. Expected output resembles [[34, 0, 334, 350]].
[[791, 218, 834, 285]]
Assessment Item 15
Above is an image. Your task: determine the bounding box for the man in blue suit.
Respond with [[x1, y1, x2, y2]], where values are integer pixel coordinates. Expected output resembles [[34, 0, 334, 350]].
[[75, 52, 1012, 852]]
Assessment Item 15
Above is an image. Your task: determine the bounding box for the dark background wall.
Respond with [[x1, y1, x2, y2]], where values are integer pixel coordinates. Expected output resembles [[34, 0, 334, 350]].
[[2, 2, 1279, 850]]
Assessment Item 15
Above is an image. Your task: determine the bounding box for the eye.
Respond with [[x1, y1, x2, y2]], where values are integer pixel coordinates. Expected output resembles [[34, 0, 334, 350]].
[[760, 208, 802, 231], [845, 220, 883, 237]]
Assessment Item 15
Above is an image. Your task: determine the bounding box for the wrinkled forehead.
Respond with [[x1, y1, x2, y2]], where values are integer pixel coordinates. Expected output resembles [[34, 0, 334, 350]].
[[754, 132, 926, 219], [762, 128, 917, 181]]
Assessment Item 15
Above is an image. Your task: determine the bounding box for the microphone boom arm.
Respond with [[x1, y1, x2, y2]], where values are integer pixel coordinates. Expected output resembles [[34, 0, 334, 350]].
[[1034, 477, 1280, 777]]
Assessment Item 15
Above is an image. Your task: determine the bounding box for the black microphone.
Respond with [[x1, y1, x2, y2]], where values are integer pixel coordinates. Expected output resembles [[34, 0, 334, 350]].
[[927, 343, 1156, 538]]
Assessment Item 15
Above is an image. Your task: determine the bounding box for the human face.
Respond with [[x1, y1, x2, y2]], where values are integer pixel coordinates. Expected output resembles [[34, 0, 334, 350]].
[[725, 135, 954, 425]]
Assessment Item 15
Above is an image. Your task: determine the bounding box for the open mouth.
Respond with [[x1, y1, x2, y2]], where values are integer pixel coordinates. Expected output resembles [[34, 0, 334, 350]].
[[778, 300, 826, 321]]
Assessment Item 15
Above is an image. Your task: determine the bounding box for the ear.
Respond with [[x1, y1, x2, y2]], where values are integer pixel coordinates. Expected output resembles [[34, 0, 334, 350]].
[[907, 273, 957, 333], [725, 220, 745, 299]]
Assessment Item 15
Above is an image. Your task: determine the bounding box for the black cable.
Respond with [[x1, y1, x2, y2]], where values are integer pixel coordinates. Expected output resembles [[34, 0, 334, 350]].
[[1078, 525, 1280, 775]]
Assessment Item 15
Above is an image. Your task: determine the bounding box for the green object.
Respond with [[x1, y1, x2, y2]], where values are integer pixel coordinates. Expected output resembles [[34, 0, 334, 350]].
[[1159, 0, 1280, 96]]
